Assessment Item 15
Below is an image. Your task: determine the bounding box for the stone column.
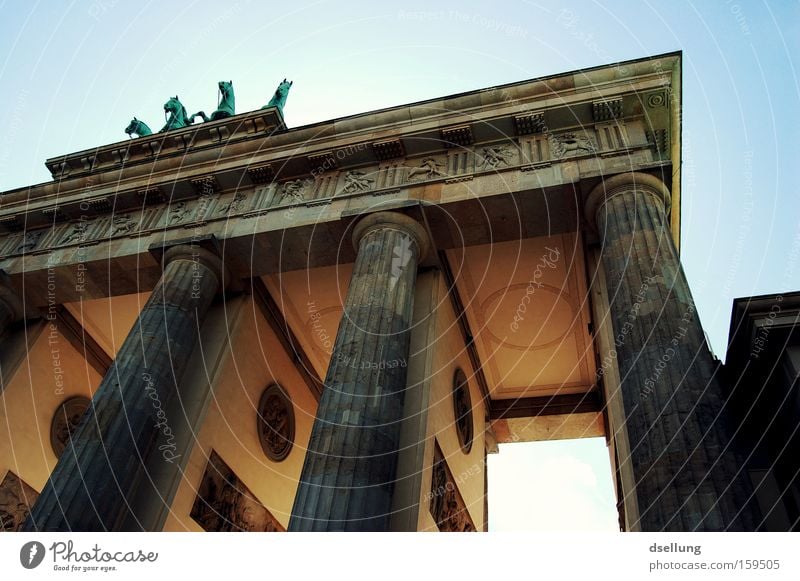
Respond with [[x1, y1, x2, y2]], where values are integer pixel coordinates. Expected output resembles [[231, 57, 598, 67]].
[[586, 172, 755, 531], [24, 245, 225, 531], [290, 211, 429, 531]]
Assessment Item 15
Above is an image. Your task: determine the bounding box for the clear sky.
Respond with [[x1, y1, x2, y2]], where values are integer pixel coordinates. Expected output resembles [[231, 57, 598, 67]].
[[1, 0, 798, 530]]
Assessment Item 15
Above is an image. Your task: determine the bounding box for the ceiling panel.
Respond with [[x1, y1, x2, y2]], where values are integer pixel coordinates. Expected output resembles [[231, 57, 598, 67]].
[[447, 233, 595, 399]]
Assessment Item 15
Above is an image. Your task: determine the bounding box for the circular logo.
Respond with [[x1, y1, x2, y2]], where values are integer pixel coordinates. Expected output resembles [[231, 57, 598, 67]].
[[19, 541, 46, 569]]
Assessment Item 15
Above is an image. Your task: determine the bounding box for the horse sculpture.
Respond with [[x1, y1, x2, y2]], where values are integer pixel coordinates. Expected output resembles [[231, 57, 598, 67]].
[[192, 80, 235, 123], [262, 79, 293, 114], [125, 78, 292, 137], [124, 117, 153, 138], [161, 96, 193, 132]]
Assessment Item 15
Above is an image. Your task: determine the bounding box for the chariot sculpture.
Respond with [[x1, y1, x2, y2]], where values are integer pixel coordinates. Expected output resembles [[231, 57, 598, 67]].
[[124, 79, 292, 138]]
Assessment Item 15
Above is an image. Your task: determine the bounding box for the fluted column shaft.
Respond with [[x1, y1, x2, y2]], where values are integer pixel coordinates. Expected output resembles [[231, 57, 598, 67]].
[[24, 245, 224, 531], [290, 212, 429, 531], [587, 172, 755, 531]]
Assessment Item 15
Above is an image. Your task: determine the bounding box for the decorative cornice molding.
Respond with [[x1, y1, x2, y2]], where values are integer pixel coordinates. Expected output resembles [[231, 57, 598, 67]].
[[43, 107, 286, 182], [247, 163, 275, 184], [0, 136, 659, 260], [441, 125, 473, 148], [592, 98, 623, 121], [371, 138, 405, 161], [514, 111, 545, 135]]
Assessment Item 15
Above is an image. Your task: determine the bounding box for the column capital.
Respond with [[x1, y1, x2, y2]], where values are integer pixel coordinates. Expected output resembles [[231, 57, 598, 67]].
[[585, 172, 671, 231], [162, 244, 228, 292], [352, 211, 430, 261]]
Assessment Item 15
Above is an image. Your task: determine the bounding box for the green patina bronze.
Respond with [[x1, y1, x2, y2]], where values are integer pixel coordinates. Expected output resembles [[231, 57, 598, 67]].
[[161, 96, 193, 132], [125, 117, 153, 138], [262, 79, 293, 113], [126, 79, 291, 137], [192, 80, 235, 123]]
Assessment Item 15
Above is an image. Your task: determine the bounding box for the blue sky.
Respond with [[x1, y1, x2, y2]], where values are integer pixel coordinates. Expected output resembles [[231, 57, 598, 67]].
[[1, 0, 798, 530]]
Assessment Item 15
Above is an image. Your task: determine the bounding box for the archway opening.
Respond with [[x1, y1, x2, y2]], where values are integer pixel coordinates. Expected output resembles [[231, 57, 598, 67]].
[[487, 437, 619, 531]]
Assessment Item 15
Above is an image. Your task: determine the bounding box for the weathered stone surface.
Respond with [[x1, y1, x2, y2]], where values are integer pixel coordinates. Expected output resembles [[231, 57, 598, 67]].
[[289, 212, 428, 531], [586, 172, 756, 531], [23, 245, 224, 531], [0, 271, 23, 329]]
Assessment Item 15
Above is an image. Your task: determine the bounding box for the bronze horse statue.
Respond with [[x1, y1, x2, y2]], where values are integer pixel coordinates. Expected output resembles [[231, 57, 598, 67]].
[[124, 117, 153, 138], [192, 80, 235, 123], [125, 78, 293, 137], [263, 79, 292, 114], [161, 96, 193, 132]]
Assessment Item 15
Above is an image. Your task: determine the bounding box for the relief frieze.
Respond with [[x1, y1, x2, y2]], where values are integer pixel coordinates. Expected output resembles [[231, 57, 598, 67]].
[[190, 450, 284, 532], [429, 441, 476, 532], [0, 128, 614, 258], [0, 471, 38, 532]]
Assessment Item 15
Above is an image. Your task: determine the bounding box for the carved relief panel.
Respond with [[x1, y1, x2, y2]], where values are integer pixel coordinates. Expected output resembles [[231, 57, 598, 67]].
[[108, 213, 140, 237], [190, 450, 284, 532], [476, 144, 517, 172], [0, 471, 39, 532], [50, 396, 91, 458], [274, 178, 314, 206], [549, 130, 598, 159], [429, 442, 476, 532], [257, 384, 295, 462], [405, 155, 447, 183], [216, 191, 249, 216], [452, 368, 474, 454], [339, 169, 375, 195]]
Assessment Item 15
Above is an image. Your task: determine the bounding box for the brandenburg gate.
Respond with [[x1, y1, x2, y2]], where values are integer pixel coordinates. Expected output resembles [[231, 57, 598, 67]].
[[0, 52, 760, 532]]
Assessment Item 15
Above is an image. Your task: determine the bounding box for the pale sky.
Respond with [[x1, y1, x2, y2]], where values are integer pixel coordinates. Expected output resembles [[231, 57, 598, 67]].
[[1, 0, 798, 531]]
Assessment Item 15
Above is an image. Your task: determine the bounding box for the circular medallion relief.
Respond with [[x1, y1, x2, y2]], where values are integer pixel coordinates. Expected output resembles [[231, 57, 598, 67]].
[[50, 396, 91, 457], [257, 384, 295, 462], [452, 369, 474, 454]]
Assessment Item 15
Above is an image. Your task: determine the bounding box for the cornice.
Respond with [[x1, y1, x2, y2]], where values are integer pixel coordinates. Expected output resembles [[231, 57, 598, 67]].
[[0, 54, 679, 203]]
